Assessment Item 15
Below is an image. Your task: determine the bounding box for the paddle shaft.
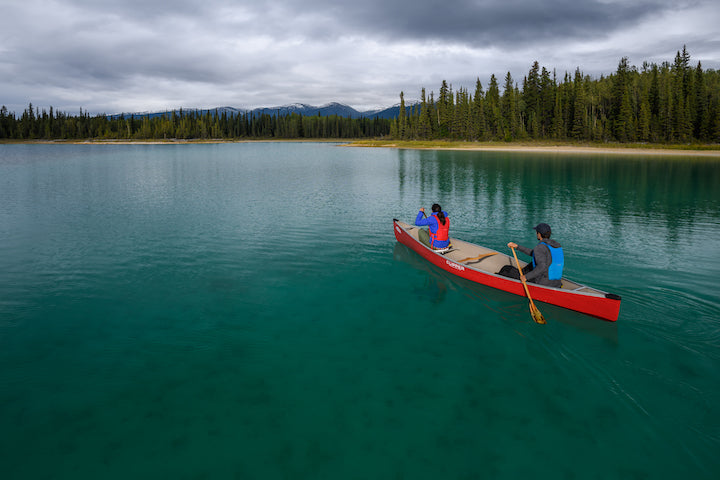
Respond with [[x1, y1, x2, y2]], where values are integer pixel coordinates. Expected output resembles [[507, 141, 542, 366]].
[[511, 248, 533, 299], [511, 246, 545, 324]]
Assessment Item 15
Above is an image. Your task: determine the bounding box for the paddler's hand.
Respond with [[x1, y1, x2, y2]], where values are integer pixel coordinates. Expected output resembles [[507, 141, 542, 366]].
[[507, 242, 518, 249], [419, 208, 425, 213]]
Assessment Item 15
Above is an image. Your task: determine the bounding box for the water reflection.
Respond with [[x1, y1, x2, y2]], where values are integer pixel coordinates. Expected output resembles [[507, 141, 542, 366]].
[[397, 150, 719, 245], [397, 150, 720, 236]]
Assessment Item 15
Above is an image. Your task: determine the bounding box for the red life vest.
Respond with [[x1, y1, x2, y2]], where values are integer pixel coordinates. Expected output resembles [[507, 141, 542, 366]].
[[430, 215, 450, 248]]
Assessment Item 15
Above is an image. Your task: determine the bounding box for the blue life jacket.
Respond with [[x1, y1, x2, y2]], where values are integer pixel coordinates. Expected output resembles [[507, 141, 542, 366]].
[[532, 242, 564, 280]]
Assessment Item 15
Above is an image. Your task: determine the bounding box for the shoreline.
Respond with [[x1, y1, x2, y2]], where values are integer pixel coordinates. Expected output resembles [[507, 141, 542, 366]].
[[343, 141, 720, 157], [3, 138, 719, 156], [407, 145, 720, 157]]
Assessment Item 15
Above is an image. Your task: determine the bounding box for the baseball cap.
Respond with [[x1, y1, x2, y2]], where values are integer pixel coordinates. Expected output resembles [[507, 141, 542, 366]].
[[533, 223, 551, 235]]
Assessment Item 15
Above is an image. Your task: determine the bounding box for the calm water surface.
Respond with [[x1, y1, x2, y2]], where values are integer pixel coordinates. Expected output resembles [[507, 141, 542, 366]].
[[1, 143, 719, 479]]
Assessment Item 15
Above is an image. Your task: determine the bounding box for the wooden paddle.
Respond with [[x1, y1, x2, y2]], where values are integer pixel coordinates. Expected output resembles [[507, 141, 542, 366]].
[[457, 252, 497, 263], [510, 246, 546, 324]]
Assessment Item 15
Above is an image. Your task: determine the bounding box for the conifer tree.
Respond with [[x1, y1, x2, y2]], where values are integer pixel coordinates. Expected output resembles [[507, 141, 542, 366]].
[[437, 80, 452, 137], [501, 72, 515, 140], [418, 88, 432, 139], [539, 67, 555, 137], [551, 81, 565, 139], [523, 61, 541, 138], [486, 75, 501, 139], [693, 62, 709, 140], [428, 91, 437, 137], [398, 91, 407, 139], [570, 68, 587, 139], [671, 57, 692, 141], [452, 88, 470, 139], [472, 78, 486, 140]]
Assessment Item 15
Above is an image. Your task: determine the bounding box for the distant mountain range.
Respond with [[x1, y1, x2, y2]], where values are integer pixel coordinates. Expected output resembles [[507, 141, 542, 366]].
[[108, 102, 414, 120]]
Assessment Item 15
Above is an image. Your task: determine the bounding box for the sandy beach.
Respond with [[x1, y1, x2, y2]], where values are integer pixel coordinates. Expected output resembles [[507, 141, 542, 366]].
[[343, 141, 720, 157], [441, 145, 720, 156]]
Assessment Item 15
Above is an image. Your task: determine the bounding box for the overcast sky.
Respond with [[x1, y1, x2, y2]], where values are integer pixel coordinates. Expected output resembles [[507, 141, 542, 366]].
[[1, 0, 719, 115]]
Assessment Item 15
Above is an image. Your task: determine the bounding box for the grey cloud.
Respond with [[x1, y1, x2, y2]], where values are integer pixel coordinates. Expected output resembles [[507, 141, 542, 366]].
[[1, 0, 717, 115], [48, 0, 682, 46], [258, 0, 680, 45]]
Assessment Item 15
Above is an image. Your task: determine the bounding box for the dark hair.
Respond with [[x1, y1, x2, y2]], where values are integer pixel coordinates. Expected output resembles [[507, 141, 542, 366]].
[[432, 203, 446, 225]]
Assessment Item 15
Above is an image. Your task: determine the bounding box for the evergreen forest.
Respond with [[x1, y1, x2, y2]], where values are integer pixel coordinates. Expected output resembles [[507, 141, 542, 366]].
[[393, 47, 720, 144], [0, 106, 390, 141], [1, 46, 718, 144]]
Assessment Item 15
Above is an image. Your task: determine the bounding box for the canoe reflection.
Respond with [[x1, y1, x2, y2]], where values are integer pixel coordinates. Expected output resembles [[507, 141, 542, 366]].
[[392, 242, 618, 343]]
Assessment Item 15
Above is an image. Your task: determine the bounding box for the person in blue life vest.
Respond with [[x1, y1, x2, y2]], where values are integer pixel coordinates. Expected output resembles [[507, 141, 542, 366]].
[[503, 223, 564, 288], [415, 203, 450, 250]]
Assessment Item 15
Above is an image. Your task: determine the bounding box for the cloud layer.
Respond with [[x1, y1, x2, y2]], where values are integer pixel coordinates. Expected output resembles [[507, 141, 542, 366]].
[[1, 0, 718, 114]]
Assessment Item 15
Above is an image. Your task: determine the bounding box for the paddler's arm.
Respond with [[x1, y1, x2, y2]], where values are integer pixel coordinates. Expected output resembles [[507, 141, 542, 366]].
[[415, 209, 431, 226], [507, 242, 533, 256]]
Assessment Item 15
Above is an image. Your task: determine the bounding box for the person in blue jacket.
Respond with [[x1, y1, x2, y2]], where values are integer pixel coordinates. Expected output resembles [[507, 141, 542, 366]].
[[415, 204, 450, 249], [505, 223, 564, 287]]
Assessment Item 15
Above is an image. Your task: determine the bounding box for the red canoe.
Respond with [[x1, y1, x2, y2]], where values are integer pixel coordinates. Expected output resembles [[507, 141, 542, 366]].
[[393, 219, 621, 322]]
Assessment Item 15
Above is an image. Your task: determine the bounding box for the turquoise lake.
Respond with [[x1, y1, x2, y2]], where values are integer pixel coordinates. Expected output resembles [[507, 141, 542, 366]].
[[1, 142, 719, 479]]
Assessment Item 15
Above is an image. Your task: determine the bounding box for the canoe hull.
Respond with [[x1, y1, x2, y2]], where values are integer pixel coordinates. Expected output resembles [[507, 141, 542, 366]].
[[393, 219, 621, 322]]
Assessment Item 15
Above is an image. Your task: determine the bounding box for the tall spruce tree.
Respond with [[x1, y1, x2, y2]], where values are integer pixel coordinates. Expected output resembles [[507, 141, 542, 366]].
[[437, 80, 452, 137], [523, 61, 541, 138], [570, 69, 586, 139], [486, 74, 501, 139], [539, 67, 555, 137], [472, 78, 486, 140], [418, 88, 432, 139], [398, 91, 407, 139]]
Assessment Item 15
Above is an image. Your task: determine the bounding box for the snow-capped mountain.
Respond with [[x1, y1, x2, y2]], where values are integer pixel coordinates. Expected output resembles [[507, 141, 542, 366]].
[[108, 102, 414, 120]]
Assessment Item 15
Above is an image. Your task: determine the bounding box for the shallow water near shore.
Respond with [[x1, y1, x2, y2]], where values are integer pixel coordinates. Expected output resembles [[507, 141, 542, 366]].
[[1, 142, 719, 479]]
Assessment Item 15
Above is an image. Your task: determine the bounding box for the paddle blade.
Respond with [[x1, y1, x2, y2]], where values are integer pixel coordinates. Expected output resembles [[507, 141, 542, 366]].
[[530, 303, 546, 324]]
